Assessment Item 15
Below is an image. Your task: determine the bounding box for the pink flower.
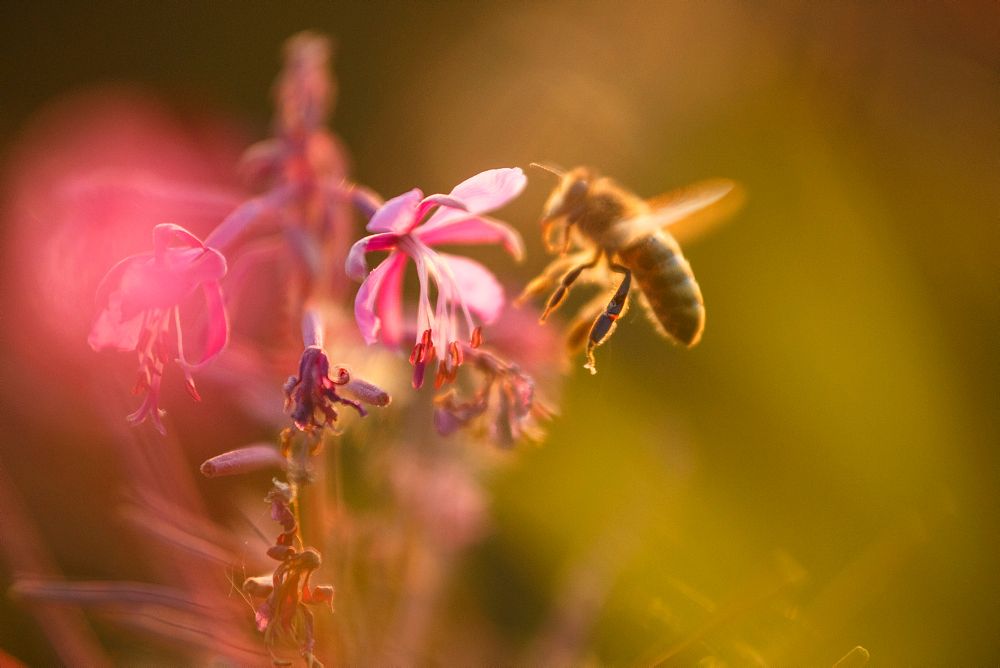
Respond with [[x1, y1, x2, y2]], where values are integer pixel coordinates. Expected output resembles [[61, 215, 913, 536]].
[[346, 168, 526, 388], [89, 223, 229, 433]]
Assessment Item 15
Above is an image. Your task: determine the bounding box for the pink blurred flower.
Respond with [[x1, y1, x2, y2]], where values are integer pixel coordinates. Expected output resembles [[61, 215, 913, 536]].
[[2, 88, 243, 357], [346, 168, 526, 388], [89, 223, 229, 433]]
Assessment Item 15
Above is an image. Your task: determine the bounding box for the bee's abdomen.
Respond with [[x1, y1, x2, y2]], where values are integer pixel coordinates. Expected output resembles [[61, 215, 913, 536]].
[[618, 231, 705, 347]]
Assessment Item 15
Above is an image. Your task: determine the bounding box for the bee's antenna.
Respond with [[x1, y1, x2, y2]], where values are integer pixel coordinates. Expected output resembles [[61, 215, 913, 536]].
[[529, 162, 565, 178]]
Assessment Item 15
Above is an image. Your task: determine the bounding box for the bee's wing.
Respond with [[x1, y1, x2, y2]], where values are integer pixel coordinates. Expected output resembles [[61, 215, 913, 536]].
[[607, 178, 743, 248]]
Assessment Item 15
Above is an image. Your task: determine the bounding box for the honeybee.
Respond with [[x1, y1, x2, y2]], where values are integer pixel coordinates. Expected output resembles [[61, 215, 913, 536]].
[[521, 164, 741, 373]]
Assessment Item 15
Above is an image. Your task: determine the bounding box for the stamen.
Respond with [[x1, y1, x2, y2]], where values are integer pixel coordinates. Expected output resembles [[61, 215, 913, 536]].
[[420, 329, 436, 364], [409, 341, 424, 365], [471, 326, 483, 348], [434, 362, 449, 389], [412, 360, 428, 389], [449, 341, 463, 367]]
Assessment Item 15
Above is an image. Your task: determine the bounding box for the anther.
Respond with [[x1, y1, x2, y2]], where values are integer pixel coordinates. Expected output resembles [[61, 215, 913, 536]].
[[434, 362, 450, 389], [449, 340, 463, 367]]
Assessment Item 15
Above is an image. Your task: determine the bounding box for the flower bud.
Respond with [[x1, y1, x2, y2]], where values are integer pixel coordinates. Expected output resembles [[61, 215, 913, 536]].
[[199, 444, 287, 478]]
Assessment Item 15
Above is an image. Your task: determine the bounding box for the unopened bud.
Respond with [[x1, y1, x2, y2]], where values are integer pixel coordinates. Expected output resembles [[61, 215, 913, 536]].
[[301, 309, 324, 348], [343, 378, 391, 407], [242, 575, 274, 598], [200, 444, 287, 478]]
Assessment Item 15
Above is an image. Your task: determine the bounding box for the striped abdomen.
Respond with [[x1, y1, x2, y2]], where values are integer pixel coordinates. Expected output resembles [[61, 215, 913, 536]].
[[617, 231, 705, 347]]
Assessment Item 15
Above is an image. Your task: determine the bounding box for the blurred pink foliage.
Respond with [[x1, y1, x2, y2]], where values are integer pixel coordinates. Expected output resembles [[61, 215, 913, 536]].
[[3, 88, 243, 349]]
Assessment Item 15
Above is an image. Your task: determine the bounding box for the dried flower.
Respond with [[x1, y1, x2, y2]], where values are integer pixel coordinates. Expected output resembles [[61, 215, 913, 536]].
[[245, 479, 334, 665], [89, 223, 228, 433], [433, 345, 553, 447], [248, 547, 332, 665], [346, 168, 526, 388], [283, 347, 390, 434], [283, 346, 359, 432]]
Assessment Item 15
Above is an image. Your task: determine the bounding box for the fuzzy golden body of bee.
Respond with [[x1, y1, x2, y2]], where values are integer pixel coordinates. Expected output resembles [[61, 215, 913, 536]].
[[565, 172, 705, 347], [527, 164, 737, 372], [617, 230, 704, 346]]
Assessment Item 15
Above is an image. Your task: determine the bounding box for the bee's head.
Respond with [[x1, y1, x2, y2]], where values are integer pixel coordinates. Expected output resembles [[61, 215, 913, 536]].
[[531, 164, 592, 253], [534, 166, 588, 219]]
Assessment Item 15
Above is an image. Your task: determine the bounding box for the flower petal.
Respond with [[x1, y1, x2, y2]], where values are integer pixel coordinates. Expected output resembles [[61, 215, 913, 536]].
[[414, 193, 467, 223], [345, 232, 398, 281], [375, 252, 407, 347], [354, 253, 406, 345], [115, 246, 226, 318], [439, 253, 505, 324], [94, 253, 149, 314], [366, 188, 422, 233], [89, 254, 152, 351], [152, 222, 206, 254], [415, 215, 524, 261], [177, 280, 229, 371], [172, 246, 228, 288], [425, 168, 526, 227], [88, 292, 145, 352]]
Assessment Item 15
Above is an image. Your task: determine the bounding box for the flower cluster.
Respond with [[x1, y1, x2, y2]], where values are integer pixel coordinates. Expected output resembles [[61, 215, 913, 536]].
[[85, 30, 558, 667]]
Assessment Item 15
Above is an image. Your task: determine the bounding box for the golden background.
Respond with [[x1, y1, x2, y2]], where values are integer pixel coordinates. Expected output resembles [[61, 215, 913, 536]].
[[1, 2, 997, 663]]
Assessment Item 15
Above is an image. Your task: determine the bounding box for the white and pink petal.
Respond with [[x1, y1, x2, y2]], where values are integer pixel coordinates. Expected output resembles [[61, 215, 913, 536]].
[[439, 253, 505, 325], [425, 167, 526, 227], [415, 215, 524, 261], [345, 232, 398, 281], [373, 252, 407, 347], [176, 280, 230, 371], [354, 253, 406, 345], [365, 188, 422, 233]]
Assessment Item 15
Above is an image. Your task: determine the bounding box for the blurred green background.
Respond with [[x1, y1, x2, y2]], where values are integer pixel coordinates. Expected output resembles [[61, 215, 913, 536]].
[[1, 1, 998, 664]]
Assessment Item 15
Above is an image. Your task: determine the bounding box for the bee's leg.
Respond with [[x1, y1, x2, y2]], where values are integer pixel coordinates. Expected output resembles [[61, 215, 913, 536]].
[[540, 250, 602, 321], [584, 263, 631, 374], [542, 218, 564, 254], [565, 294, 607, 354], [559, 222, 576, 255], [542, 218, 577, 255], [516, 251, 591, 306]]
